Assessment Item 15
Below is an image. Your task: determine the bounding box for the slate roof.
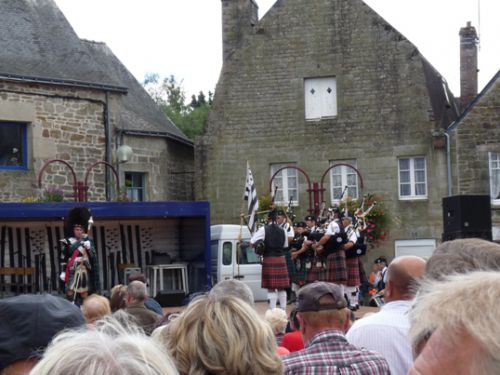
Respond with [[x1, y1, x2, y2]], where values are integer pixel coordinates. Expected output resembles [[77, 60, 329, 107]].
[[447, 69, 500, 132], [0, 0, 191, 145], [83, 40, 192, 145]]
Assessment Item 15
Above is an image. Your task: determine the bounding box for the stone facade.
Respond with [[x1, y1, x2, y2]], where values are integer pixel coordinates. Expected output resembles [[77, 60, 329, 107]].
[[196, 0, 458, 260], [449, 72, 500, 235]]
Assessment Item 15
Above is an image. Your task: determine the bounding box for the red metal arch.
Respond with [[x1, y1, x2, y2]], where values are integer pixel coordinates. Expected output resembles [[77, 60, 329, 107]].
[[37, 159, 78, 201], [320, 163, 364, 204], [84, 161, 120, 202], [269, 165, 313, 214]]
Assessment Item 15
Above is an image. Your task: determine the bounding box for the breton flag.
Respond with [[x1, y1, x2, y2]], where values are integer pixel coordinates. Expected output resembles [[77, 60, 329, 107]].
[[244, 162, 259, 233]]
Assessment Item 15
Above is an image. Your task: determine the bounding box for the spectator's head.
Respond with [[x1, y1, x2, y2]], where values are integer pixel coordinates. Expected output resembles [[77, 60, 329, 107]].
[[384, 255, 426, 302], [82, 294, 111, 324], [374, 256, 387, 270], [109, 284, 127, 312], [209, 279, 254, 305], [426, 238, 500, 280], [409, 271, 500, 375], [126, 280, 148, 305], [158, 295, 282, 375], [295, 282, 349, 344], [0, 294, 85, 374], [29, 315, 178, 375], [264, 308, 288, 335], [128, 272, 147, 284]]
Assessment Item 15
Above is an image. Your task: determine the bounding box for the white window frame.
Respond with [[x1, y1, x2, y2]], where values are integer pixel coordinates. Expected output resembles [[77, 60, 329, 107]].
[[395, 239, 436, 258], [304, 77, 337, 120], [330, 160, 358, 203], [270, 163, 298, 206], [489, 152, 500, 205], [398, 156, 427, 200]]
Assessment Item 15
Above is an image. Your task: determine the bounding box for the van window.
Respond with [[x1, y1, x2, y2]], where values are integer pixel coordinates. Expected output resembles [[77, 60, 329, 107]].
[[237, 245, 261, 265], [222, 242, 232, 265]]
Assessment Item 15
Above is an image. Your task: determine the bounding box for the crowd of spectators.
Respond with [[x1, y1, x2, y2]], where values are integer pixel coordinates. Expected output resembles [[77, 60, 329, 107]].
[[1, 238, 499, 375]]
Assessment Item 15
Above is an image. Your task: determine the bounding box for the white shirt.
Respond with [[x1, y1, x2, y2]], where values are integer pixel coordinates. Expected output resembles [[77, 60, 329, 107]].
[[346, 300, 413, 375], [325, 220, 340, 236]]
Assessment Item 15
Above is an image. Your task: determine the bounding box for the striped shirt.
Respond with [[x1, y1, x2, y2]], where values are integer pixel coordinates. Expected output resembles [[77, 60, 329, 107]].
[[282, 329, 390, 375], [346, 300, 413, 375]]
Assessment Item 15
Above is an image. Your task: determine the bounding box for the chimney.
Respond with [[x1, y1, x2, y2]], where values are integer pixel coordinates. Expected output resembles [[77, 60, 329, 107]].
[[221, 0, 258, 61], [459, 21, 479, 109]]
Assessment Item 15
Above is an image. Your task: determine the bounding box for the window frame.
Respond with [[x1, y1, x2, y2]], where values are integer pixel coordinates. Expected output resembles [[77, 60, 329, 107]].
[[398, 156, 427, 200], [124, 172, 146, 202], [270, 163, 299, 206], [0, 122, 28, 171], [329, 160, 358, 204], [489, 152, 500, 205]]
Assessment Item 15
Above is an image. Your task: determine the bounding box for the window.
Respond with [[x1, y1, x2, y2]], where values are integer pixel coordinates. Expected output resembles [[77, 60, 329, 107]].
[[0, 122, 28, 170], [395, 239, 436, 258], [398, 157, 427, 199], [237, 245, 261, 265], [330, 160, 358, 202], [270, 163, 298, 206], [489, 152, 500, 202], [222, 242, 232, 265], [125, 172, 146, 202], [304, 77, 337, 120]]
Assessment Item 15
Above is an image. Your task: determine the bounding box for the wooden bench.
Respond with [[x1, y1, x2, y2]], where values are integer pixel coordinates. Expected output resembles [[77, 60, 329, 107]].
[[0, 267, 36, 296]]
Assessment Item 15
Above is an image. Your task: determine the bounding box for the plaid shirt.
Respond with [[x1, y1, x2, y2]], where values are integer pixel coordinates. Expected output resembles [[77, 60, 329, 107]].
[[282, 329, 390, 375]]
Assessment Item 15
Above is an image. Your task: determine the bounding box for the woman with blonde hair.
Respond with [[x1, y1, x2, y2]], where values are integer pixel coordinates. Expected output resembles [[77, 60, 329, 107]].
[[157, 295, 283, 375]]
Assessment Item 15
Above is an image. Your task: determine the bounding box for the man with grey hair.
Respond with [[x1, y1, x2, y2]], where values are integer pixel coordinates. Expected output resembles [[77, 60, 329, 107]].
[[124, 280, 160, 335], [409, 271, 500, 374], [425, 237, 500, 280], [209, 279, 254, 305], [346, 255, 426, 375]]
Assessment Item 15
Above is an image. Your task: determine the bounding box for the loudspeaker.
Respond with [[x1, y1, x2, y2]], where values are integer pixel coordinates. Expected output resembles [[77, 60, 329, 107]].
[[154, 290, 185, 307], [442, 195, 492, 241]]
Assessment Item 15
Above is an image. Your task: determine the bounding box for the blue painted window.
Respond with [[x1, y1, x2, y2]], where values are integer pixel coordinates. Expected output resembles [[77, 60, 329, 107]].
[[0, 122, 28, 170], [125, 172, 146, 201]]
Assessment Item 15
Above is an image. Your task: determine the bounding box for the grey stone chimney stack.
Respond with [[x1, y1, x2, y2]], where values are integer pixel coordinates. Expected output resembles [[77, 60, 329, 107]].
[[221, 0, 258, 61], [459, 21, 479, 109]]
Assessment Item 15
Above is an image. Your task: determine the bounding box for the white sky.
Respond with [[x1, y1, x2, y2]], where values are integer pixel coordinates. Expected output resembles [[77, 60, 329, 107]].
[[54, 0, 499, 99]]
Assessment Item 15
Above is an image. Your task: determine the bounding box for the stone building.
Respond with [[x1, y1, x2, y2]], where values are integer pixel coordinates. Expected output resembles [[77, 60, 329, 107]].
[[196, 0, 460, 260], [447, 69, 500, 238], [0, 0, 194, 203]]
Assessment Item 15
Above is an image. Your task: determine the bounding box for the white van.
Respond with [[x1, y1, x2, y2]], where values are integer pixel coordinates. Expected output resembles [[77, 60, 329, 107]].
[[210, 224, 267, 301]]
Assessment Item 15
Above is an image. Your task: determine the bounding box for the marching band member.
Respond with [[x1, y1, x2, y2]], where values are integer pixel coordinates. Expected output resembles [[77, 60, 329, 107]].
[[250, 211, 290, 310], [342, 216, 361, 310]]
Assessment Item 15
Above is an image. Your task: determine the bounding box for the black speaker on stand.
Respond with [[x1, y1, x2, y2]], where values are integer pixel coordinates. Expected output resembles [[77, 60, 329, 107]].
[[442, 195, 492, 241]]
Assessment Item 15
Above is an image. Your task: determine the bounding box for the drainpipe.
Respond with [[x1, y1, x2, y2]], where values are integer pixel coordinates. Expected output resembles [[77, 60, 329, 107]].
[[104, 91, 113, 201], [444, 131, 452, 197]]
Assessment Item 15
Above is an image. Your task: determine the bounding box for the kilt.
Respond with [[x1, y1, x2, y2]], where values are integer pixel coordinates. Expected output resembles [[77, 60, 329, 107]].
[[346, 257, 361, 286], [305, 257, 325, 283], [262, 255, 290, 289], [325, 250, 347, 284], [285, 251, 298, 282]]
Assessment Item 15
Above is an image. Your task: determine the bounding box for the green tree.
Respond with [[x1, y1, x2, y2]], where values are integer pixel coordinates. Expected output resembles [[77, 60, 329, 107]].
[[142, 74, 211, 140]]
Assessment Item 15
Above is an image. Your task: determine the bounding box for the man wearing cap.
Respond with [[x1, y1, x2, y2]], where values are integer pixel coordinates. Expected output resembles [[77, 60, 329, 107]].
[[282, 282, 390, 374], [251, 211, 290, 309], [0, 294, 85, 374]]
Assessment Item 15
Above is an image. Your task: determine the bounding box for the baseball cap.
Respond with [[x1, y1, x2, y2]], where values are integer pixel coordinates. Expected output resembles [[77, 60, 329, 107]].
[[296, 282, 347, 312], [0, 294, 85, 371]]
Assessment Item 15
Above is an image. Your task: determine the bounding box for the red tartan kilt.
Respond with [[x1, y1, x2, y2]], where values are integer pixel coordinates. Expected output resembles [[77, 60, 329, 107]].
[[325, 251, 347, 284], [262, 256, 290, 289], [346, 257, 361, 286], [305, 260, 325, 283]]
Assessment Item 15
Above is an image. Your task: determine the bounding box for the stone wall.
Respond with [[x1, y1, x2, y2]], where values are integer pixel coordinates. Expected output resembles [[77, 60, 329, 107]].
[[452, 76, 500, 230], [196, 0, 450, 260], [0, 81, 113, 202]]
